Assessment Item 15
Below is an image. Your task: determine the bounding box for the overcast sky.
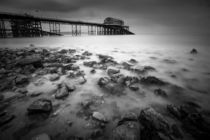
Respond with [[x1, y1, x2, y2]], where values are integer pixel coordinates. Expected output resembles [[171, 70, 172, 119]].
[[0, 0, 210, 35]]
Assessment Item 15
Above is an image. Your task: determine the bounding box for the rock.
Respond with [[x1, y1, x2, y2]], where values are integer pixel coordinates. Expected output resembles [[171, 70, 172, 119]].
[[30, 91, 43, 97], [103, 82, 125, 96], [59, 49, 68, 54], [70, 64, 80, 71], [55, 84, 69, 99], [90, 69, 96, 74], [129, 84, 139, 91], [122, 62, 133, 70], [49, 74, 60, 81], [111, 121, 140, 140], [98, 77, 110, 86], [16, 56, 43, 68], [15, 75, 29, 85], [140, 76, 166, 85], [82, 51, 92, 56], [83, 61, 97, 67], [107, 68, 120, 76], [139, 108, 170, 135], [0, 94, 4, 101], [27, 98, 52, 113], [154, 88, 167, 97], [190, 48, 198, 54], [129, 59, 138, 64], [67, 120, 73, 127], [15, 87, 28, 94], [31, 133, 51, 140], [123, 76, 140, 87], [63, 64, 73, 70], [110, 74, 125, 84], [64, 82, 76, 92], [92, 111, 108, 123], [131, 66, 156, 74], [166, 105, 182, 119], [0, 113, 15, 126], [118, 112, 138, 125]]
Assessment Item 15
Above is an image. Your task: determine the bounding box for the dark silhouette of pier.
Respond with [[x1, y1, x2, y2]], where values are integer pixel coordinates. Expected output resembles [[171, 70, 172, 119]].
[[0, 12, 134, 38]]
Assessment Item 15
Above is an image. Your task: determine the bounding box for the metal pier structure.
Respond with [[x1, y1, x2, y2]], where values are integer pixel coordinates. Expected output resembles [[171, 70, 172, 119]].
[[0, 12, 134, 38]]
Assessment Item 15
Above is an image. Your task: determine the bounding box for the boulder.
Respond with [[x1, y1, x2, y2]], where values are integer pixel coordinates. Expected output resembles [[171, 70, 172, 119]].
[[129, 84, 139, 91], [82, 51, 92, 56], [111, 121, 140, 140], [83, 61, 97, 67], [49, 74, 60, 81], [92, 111, 108, 123], [16, 56, 43, 68], [107, 68, 120, 76], [139, 108, 170, 135], [15, 75, 29, 85], [98, 77, 110, 86], [27, 98, 52, 113], [55, 84, 69, 99], [190, 48, 198, 54]]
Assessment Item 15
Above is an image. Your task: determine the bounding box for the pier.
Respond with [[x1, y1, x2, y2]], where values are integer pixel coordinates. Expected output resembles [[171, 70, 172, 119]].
[[0, 12, 134, 38]]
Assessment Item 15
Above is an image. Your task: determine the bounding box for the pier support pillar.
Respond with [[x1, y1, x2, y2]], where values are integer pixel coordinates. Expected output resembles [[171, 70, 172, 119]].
[[0, 19, 6, 38]]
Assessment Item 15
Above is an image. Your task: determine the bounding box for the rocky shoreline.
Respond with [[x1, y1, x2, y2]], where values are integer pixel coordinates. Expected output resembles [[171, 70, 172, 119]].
[[0, 46, 209, 140]]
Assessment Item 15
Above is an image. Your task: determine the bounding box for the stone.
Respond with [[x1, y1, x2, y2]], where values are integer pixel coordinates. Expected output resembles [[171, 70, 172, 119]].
[[123, 76, 140, 87], [190, 48, 198, 54], [154, 88, 167, 97], [15, 75, 29, 85], [55, 84, 69, 99], [82, 51, 92, 56], [59, 49, 68, 54], [98, 77, 110, 86], [31, 133, 51, 140], [64, 82, 76, 92], [103, 82, 125, 96], [90, 69, 96, 74], [140, 76, 166, 85], [92, 111, 108, 123], [16, 56, 43, 68], [129, 59, 138, 64], [83, 61, 97, 67], [30, 91, 43, 97], [139, 108, 170, 135], [69, 49, 76, 54], [49, 74, 60, 81], [129, 84, 139, 91], [111, 121, 140, 140], [15, 87, 28, 94], [107, 68, 120, 76], [122, 62, 133, 70], [27, 98, 52, 113]]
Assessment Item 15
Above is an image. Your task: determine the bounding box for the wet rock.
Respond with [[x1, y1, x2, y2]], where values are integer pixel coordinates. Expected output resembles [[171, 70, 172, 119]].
[[129, 59, 138, 64], [98, 77, 110, 86], [29, 91, 43, 97], [64, 82, 76, 92], [140, 76, 166, 85], [59, 49, 68, 54], [63, 64, 73, 70], [166, 105, 182, 119], [55, 84, 69, 99], [83, 61, 97, 67], [49, 74, 60, 81], [111, 120, 140, 140], [31, 133, 51, 140], [15, 87, 28, 94], [15, 75, 29, 85], [110, 73, 125, 84], [103, 82, 125, 96], [154, 88, 167, 97], [118, 112, 138, 125], [139, 108, 170, 135], [129, 84, 139, 91], [92, 111, 108, 123], [123, 76, 140, 87], [107, 68, 120, 76], [121, 62, 133, 70], [16, 56, 43, 68], [82, 51, 92, 56], [69, 49, 76, 53], [27, 98, 52, 113], [0, 112, 15, 126], [98, 54, 117, 65], [67, 120, 73, 127], [190, 48, 198, 54], [90, 69, 96, 74], [70, 64, 80, 71], [131, 66, 156, 74]]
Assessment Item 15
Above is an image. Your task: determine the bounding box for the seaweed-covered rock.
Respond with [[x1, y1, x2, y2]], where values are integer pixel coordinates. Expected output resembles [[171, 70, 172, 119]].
[[27, 98, 52, 113]]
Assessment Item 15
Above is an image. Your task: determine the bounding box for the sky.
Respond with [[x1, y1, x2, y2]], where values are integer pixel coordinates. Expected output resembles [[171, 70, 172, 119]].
[[0, 0, 210, 35]]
